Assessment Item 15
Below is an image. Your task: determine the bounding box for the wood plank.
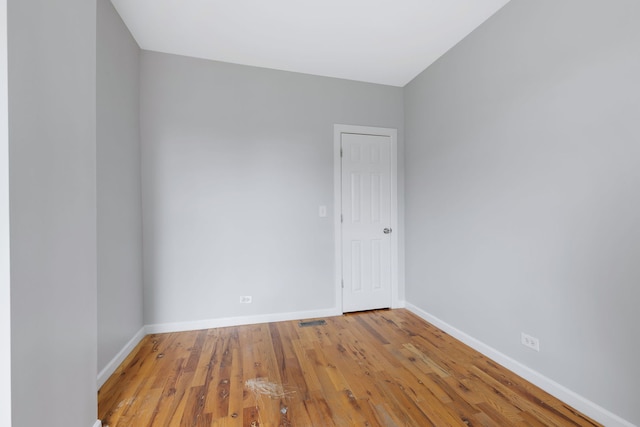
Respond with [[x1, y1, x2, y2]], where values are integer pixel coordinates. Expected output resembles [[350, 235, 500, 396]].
[[99, 309, 602, 426]]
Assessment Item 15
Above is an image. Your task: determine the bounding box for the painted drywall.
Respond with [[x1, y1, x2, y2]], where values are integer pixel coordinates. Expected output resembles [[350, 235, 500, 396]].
[[0, 1, 10, 424], [8, 0, 98, 426], [97, 0, 144, 375], [404, 0, 639, 424], [140, 52, 404, 325]]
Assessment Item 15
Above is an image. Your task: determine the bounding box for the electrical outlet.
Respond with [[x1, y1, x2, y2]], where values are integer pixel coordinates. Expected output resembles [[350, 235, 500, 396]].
[[521, 332, 540, 352], [240, 296, 252, 304]]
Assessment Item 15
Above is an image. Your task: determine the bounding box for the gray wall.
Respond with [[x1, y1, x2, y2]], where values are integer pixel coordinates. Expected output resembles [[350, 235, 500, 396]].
[[0, 1, 10, 424], [8, 0, 98, 426], [140, 51, 404, 325], [404, 0, 640, 424], [97, 0, 143, 374]]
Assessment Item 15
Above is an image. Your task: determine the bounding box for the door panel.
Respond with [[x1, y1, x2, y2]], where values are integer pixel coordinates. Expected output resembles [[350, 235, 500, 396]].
[[341, 133, 391, 312]]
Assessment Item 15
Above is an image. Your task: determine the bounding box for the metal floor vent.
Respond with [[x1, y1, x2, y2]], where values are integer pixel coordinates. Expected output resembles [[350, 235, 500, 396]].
[[298, 320, 326, 327]]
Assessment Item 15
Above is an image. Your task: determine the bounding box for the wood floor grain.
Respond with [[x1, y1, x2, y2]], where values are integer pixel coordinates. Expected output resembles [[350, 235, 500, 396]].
[[98, 309, 601, 426]]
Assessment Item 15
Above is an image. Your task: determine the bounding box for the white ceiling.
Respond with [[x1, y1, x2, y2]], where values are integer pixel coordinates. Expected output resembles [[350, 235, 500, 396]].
[[110, 0, 511, 87]]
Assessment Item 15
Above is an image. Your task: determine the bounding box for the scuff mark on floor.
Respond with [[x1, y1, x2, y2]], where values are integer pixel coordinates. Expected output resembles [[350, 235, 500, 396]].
[[245, 378, 295, 426], [245, 378, 293, 399]]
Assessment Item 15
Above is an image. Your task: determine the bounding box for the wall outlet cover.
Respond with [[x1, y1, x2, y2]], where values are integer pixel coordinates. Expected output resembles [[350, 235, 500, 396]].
[[521, 332, 540, 352]]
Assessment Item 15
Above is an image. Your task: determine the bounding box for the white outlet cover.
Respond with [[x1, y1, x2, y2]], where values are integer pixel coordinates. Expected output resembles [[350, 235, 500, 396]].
[[521, 332, 540, 352]]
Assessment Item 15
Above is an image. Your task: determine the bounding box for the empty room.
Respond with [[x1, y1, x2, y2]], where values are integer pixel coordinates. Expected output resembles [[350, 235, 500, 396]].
[[1, 0, 638, 426]]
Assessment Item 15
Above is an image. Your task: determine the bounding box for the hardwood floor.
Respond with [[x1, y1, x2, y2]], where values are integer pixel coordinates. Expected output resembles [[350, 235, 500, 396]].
[[98, 309, 601, 426]]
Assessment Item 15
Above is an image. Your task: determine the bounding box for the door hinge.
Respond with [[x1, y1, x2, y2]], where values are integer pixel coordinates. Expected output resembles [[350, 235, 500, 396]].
[[341, 279, 344, 288], [341, 214, 343, 223], [340, 147, 343, 157]]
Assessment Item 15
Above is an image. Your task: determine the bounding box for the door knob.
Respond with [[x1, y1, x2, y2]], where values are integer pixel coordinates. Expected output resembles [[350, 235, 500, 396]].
[[383, 228, 392, 234]]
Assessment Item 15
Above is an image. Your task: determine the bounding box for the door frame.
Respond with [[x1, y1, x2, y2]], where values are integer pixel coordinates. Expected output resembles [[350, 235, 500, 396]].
[[334, 124, 400, 313]]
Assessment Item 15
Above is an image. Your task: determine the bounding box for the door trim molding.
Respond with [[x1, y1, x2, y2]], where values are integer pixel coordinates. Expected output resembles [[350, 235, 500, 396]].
[[333, 124, 399, 313]]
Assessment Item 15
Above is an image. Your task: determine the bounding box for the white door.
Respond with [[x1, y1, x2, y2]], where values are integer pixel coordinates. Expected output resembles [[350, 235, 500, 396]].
[[340, 132, 392, 312]]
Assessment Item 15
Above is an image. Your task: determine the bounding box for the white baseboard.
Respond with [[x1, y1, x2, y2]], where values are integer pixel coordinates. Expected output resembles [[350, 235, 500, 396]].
[[145, 307, 342, 334], [405, 303, 635, 427], [93, 420, 102, 427], [393, 299, 406, 309], [97, 326, 146, 389]]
